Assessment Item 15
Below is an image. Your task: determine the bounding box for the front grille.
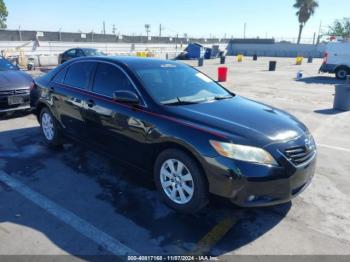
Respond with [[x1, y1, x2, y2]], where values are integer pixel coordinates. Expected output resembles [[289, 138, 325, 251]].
[[0, 89, 30, 97], [284, 146, 315, 166], [0, 89, 30, 109]]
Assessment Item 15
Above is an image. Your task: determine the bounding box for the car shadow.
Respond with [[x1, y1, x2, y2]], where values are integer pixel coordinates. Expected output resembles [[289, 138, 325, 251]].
[[314, 108, 347, 115], [0, 110, 32, 121], [0, 126, 291, 257], [297, 76, 344, 85]]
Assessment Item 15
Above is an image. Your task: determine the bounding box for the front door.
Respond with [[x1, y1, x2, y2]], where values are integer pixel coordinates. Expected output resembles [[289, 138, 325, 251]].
[[83, 62, 153, 167]]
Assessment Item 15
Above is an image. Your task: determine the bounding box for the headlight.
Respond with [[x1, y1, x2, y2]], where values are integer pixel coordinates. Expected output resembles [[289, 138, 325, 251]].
[[210, 140, 278, 166]]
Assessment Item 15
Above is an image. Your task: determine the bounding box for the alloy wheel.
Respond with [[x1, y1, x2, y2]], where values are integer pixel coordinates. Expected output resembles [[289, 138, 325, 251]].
[[41, 112, 54, 141], [160, 159, 194, 204]]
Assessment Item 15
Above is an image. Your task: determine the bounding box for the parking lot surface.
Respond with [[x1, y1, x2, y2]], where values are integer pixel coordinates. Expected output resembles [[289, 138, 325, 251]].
[[1, 57, 350, 258]]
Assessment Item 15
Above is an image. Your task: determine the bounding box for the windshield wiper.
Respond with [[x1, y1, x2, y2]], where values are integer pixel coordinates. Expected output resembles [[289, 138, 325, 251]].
[[162, 97, 205, 106], [213, 95, 234, 101]]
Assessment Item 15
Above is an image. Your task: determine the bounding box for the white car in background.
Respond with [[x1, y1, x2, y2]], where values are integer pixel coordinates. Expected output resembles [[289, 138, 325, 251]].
[[320, 42, 350, 80]]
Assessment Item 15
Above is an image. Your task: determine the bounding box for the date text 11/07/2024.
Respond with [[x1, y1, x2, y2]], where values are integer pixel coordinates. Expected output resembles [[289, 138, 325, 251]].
[[127, 255, 219, 261]]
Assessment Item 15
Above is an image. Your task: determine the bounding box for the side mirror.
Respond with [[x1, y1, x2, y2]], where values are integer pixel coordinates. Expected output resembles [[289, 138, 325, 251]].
[[112, 90, 140, 104]]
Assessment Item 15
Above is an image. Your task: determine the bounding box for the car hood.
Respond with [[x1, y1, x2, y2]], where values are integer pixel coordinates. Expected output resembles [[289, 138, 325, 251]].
[[0, 70, 33, 90], [165, 96, 307, 146]]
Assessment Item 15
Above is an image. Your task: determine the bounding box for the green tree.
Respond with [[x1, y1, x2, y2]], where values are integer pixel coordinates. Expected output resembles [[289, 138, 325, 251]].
[[328, 18, 350, 39], [0, 0, 8, 29], [293, 0, 319, 44]]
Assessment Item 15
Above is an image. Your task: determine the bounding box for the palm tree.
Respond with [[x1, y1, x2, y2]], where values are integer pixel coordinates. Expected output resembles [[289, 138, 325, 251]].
[[293, 0, 319, 44]]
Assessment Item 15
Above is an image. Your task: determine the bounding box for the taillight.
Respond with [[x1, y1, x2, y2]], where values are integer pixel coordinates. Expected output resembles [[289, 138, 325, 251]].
[[29, 82, 35, 91], [323, 52, 328, 64]]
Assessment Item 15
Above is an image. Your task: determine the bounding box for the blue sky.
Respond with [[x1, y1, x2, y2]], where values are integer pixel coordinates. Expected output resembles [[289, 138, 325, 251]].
[[4, 0, 350, 39]]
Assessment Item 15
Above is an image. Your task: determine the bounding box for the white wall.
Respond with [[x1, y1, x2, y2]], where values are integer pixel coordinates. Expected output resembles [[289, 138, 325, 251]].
[[227, 43, 326, 58]]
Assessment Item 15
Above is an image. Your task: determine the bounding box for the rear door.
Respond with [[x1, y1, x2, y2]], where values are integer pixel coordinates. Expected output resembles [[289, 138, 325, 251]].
[[327, 43, 350, 66], [336, 43, 350, 66], [83, 62, 152, 166], [50, 61, 96, 139]]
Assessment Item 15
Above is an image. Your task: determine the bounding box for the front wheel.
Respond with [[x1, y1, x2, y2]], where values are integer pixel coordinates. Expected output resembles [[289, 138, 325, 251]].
[[335, 67, 349, 80], [154, 149, 208, 213], [40, 107, 63, 147]]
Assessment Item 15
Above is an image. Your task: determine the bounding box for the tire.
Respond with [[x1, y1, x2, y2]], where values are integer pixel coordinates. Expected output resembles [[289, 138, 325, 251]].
[[39, 107, 63, 147], [154, 149, 208, 213], [335, 67, 349, 80]]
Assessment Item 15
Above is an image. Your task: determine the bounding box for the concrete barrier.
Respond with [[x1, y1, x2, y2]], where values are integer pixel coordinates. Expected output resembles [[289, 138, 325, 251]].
[[38, 55, 59, 67]]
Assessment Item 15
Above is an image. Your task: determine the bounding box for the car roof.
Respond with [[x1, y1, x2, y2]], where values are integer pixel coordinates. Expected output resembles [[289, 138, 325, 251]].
[[72, 56, 186, 69]]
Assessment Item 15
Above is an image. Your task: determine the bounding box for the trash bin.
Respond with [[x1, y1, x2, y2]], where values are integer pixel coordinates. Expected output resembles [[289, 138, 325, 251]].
[[307, 56, 313, 63], [296, 56, 303, 65], [269, 61, 277, 71], [237, 54, 243, 62], [220, 56, 226, 64], [198, 58, 204, 67], [334, 84, 350, 111], [253, 54, 258, 61], [218, 67, 228, 82]]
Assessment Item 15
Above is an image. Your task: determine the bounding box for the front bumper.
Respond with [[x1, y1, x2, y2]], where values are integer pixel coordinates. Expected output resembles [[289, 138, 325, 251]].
[[203, 151, 316, 207], [0, 94, 30, 113], [319, 63, 337, 74]]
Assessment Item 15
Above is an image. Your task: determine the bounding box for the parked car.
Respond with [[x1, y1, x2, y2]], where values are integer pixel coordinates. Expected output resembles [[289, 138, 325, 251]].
[[319, 42, 350, 80], [58, 48, 106, 64], [31, 57, 316, 213], [0, 57, 33, 114]]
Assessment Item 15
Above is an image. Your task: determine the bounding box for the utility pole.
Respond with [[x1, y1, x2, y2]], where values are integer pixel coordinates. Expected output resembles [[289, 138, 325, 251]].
[[58, 28, 62, 41], [103, 21, 106, 35], [19, 25, 22, 41], [159, 24, 164, 37], [244, 23, 247, 39], [316, 21, 322, 45]]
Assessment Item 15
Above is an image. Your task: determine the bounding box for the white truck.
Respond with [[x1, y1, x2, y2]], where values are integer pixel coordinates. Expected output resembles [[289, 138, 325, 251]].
[[319, 42, 350, 80]]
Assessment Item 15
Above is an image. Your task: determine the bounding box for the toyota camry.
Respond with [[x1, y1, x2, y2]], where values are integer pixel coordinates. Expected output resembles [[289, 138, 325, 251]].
[[30, 57, 316, 213]]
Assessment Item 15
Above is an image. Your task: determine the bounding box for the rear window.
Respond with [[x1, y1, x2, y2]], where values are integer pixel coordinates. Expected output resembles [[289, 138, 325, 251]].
[[0, 58, 18, 71], [52, 68, 67, 83], [64, 62, 95, 89]]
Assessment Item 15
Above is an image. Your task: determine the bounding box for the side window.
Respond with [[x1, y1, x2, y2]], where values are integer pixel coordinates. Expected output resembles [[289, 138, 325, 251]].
[[52, 68, 67, 83], [64, 62, 95, 89], [66, 49, 76, 57], [92, 63, 135, 97], [76, 49, 84, 57]]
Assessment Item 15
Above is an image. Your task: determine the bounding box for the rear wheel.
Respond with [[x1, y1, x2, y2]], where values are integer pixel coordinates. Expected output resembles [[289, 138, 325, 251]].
[[154, 149, 208, 213], [335, 67, 349, 80], [40, 107, 63, 147]]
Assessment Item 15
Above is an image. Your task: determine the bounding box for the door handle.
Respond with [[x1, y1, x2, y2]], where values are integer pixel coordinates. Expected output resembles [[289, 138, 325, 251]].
[[86, 99, 95, 108]]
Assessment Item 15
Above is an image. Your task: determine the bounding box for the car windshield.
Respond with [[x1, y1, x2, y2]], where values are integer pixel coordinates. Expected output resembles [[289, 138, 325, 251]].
[[0, 58, 19, 71], [134, 63, 233, 105], [83, 49, 105, 56]]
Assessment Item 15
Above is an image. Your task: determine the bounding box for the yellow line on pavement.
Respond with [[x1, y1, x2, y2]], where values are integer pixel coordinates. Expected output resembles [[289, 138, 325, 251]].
[[190, 214, 240, 255]]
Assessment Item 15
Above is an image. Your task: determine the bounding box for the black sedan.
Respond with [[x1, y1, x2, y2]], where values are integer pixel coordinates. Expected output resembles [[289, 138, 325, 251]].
[[30, 57, 316, 213], [58, 48, 106, 64], [0, 57, 33, 114]]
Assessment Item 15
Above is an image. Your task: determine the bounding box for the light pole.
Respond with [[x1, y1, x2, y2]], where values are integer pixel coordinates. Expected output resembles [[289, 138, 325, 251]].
[[145, 24, 151, 39]]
